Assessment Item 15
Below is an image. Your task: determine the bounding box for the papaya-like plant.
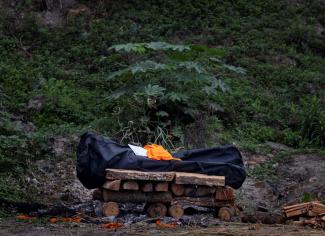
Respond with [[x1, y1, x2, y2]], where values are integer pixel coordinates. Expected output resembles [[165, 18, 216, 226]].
[[105, 42, 245, 146]]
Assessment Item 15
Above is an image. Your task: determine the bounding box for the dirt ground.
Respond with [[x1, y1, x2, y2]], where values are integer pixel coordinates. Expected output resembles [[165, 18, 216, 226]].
[[0, 219, 324, 236]]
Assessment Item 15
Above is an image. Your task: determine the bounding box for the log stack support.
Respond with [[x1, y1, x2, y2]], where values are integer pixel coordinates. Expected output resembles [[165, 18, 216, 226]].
[[98, 169, 236, 220]]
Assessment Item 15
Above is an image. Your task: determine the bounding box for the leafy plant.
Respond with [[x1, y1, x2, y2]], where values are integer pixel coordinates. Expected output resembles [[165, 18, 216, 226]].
[[297, 96, 325, 147], [105, 42, 245, 145]]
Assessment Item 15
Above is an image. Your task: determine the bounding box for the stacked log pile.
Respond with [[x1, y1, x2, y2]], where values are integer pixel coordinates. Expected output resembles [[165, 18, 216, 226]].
[[282, 201, 325, 228], [96, 169, 237, 220]]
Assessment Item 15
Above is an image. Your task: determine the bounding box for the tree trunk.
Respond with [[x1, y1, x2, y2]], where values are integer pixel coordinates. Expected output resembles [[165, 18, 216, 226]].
[[103, 190, 173, 203]]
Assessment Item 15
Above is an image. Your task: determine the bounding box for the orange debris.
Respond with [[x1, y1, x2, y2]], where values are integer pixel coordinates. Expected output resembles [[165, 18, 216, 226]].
[[16, 214, 35, 220], [49, 218, 57, 223], [155, 220, 177, 229], [102, 222, 123, 229], [61, 217, 82, 223]]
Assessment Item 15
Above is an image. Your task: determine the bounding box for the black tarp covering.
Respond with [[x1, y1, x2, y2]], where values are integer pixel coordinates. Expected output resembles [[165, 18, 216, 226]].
[[77, 132, 246, 189]]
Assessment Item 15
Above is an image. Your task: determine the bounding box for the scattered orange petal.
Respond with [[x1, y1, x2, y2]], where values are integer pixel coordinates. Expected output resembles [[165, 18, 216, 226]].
[[156, 220, 177, 229], [49, 218, 57, 223], [16, 214, 35, 220], [102, 222, 123, 229], [61, 217, 82, 223]]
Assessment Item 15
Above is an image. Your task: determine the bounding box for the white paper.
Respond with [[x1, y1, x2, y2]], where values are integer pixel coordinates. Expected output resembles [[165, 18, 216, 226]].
[[128, 144, 147, 156]]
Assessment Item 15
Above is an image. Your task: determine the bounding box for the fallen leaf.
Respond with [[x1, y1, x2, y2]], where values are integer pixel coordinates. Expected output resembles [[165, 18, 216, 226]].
[[61, 217, 82, 223], [50, 218, 57, 223], [156, 220, 177, 229], [16, 214, 35, 220], [102, 222, 123, 229]]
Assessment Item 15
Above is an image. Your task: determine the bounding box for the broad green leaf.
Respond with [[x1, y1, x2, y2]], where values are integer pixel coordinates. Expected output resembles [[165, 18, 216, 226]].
[[144, 84, 166, 97], [166, 92, 189, 102], [156, 111, 169, 117]]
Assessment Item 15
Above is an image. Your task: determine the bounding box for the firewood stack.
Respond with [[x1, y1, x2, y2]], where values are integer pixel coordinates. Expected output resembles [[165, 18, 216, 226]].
[[95, 169, 237, 220], [282, 201, 325, 228]]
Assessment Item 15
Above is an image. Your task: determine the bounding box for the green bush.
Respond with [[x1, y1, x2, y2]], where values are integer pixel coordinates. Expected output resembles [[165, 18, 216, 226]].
[[104, 42, 245, 145], [296, 96, 325, 147]]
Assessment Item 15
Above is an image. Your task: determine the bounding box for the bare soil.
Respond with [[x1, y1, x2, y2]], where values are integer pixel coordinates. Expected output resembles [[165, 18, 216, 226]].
[[0, 219, 324, 236]]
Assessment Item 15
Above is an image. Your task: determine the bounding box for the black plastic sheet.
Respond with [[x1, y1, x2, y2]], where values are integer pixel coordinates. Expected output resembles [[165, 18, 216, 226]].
[[77, 132, 246, 189]]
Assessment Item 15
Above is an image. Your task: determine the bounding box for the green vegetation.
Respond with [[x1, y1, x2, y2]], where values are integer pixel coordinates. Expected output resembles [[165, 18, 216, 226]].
[[0, 0, 324, 202], [106, 42, 244, 147]]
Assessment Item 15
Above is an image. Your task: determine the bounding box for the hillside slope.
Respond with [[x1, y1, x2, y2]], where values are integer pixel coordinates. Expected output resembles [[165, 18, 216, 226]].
[[0, 0, 324, 203]]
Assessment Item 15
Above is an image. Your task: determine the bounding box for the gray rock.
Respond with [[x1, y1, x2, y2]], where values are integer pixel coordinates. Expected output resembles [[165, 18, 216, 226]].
[[265, 141, 291, 151]]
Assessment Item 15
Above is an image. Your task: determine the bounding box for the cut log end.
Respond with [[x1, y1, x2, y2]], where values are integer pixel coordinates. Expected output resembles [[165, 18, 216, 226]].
[[171, 183, 185, 196], [102, 180, 121, 191], [215, 187, 235, 201], [155, 182, 169, 192], [122, 181, 139, 190], [141, 182, 153, 192], [168, 205, 184, 219], [147, 203, 167, 217], [103, 201, 119, 217], [218, 207, 234, 222]]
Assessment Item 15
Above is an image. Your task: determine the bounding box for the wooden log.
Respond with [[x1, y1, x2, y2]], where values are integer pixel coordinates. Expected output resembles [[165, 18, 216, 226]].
[[284, 208, 308, 218], [301, 218, 317, 226], [141, 183, 153, 192], [147, 203, 167, 217], [103, 190, 173, 203], [106, 169, 175, 181], [184, 186, 215, 197], [215, 187, 235, 201], [175, 172, 225, 187], [92, 189, 103, 200], [171, 183, 185, 196], [102, 180, 121, 191], [218, 207, 234, 221], [122, 181, 139, 190], [102, 202, 119, 217], [171, 196, 230, 208], [284, 205, 309, 213], [155, 182, 169, 192], [283, 202, 310, 210], [168, 205, 184, 219], [311, 202, 325, 214], [308, 210, 318, 217]]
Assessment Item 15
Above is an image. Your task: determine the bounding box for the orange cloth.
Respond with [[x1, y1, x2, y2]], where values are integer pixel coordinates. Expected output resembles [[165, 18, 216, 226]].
[[144, 144, 180, 161]]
